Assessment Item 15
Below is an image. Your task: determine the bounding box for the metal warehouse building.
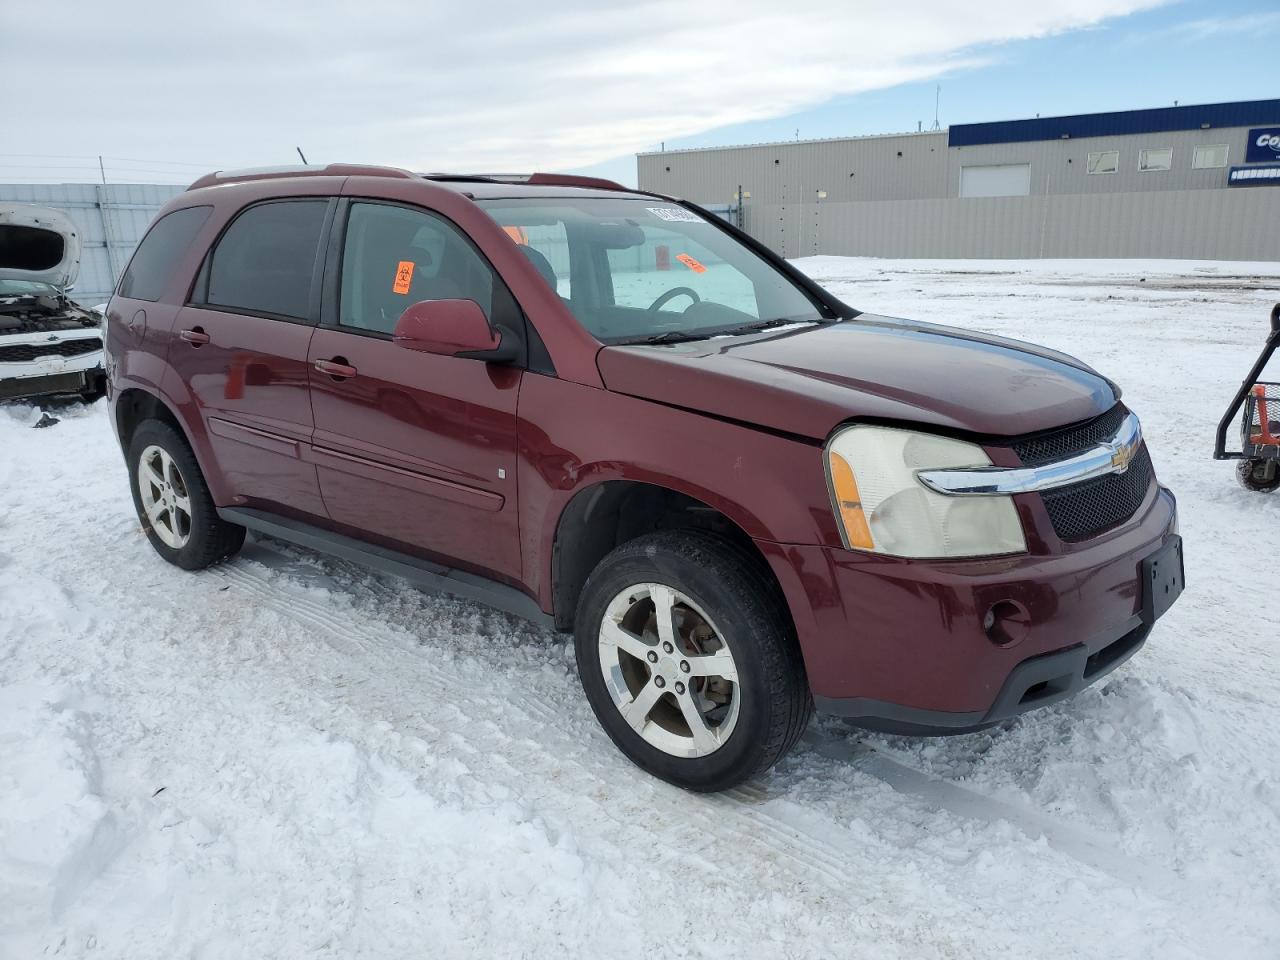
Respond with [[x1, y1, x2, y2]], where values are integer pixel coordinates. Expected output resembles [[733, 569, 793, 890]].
[[637, 99, 1280, 261], [0, 182, 185, 305]]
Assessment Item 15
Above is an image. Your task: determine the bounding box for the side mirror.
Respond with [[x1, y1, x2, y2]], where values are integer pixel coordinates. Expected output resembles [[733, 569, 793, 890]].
[[392, 299, 520, 364]]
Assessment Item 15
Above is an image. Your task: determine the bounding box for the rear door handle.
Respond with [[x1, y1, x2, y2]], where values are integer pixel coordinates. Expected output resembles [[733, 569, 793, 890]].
[[179, 327, 210, 345], [314, 358, 357, 379]]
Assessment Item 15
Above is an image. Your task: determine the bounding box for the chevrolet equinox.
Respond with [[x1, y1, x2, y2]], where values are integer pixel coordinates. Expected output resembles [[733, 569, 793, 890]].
[[104, 164, 1184, 791]]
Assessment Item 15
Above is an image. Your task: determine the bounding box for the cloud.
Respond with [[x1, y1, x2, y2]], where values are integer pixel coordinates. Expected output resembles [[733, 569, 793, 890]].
[[1157, 10, 1280, 41], [2, 0, 1167, 179]]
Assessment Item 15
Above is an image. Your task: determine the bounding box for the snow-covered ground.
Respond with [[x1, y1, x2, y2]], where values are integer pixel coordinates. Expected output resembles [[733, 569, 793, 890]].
[[3, 257, 1280, 959]]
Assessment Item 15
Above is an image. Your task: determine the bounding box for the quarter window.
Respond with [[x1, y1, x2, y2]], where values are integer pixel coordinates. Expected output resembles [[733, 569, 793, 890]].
[[1138, 148, 1173, 172], [339, 202, 496, 335], [1086, 151, 1119, 175], [118, 205, 212, 302], [1192, 144, 1229, 169], [205, 200, 328, 320]]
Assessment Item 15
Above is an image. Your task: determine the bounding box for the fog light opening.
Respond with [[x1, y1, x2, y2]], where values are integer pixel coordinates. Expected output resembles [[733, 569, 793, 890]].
[[984, 600, 1030, 648]]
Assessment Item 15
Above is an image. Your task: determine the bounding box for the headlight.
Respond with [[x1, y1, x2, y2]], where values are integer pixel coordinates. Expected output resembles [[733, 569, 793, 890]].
[[825, 425, 1026, 559]]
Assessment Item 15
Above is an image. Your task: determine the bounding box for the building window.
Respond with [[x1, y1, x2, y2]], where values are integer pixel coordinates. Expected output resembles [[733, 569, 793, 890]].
[[959, 163, 1031, 198], [1138, 148, 1173, 172], [1087, 151, 1119, 174], [1192, 144, 1229, 169]]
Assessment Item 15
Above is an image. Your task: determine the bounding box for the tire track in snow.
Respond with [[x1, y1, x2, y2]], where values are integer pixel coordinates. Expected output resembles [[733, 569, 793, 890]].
[[214, 536, 1164, 899], [804, 733, 1169, 891], [211, 541, 893, 891]]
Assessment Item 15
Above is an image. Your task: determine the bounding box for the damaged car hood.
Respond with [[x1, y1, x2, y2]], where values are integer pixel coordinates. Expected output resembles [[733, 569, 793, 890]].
[[0, 204, 81, 290], [595, 315, 1118, 440]]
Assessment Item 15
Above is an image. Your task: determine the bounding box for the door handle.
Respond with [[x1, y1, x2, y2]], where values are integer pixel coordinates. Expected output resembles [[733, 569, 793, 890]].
[[179, 327, 210, 346], [314, 358, 357, 379]]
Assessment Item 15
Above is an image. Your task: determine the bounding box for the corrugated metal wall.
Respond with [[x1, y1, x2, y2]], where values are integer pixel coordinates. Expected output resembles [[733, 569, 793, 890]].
[[638, 124, 1280, 260], [0, 182, 185, 305], [760, 189, 1280, 260]]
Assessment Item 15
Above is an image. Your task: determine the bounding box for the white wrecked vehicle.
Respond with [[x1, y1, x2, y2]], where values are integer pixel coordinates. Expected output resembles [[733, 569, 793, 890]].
[[0, 204, 105, 402]]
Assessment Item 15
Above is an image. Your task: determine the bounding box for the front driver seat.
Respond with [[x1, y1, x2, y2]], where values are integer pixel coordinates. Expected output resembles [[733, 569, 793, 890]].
[[519, 246, 560, 294]]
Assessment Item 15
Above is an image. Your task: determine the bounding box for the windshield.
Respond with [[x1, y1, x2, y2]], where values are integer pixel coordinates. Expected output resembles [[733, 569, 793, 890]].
[[0, 279, 57, 298], [477, 198, 831, 344]]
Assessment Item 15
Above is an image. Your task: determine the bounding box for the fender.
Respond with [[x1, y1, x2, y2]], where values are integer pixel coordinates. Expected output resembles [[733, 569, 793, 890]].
[[108, 355, 234, 508], [515, 374, 842, 611]]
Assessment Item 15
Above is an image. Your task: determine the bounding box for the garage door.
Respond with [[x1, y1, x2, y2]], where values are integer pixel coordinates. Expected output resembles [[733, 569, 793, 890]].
[[960, 163, 1032, 198]]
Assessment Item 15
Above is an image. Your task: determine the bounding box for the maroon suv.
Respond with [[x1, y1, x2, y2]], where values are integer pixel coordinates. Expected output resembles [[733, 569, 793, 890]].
[[104, 163, 1182, 790]]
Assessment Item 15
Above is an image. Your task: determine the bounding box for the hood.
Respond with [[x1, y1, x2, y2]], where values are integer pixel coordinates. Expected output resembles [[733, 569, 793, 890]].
[[595, 315, 1118, 441], [0, 204, 81, 290]]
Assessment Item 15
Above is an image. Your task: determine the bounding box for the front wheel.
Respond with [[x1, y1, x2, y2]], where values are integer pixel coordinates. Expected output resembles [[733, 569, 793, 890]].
[[574, 531, 811, 791], [127, 419, 245, 569], [1236, 458, 1280, 493]]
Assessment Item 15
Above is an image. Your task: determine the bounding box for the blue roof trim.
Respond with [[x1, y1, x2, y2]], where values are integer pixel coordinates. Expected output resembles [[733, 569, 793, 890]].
[[949, 100, 1280, 148]]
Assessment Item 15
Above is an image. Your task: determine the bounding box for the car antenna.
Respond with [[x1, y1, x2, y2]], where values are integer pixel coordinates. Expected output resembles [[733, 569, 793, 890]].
[[296, 146, 309, 164]]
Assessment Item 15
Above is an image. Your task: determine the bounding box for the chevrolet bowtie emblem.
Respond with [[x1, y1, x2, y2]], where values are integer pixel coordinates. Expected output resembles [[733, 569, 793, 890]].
[[1106, 435, 1138, 473]]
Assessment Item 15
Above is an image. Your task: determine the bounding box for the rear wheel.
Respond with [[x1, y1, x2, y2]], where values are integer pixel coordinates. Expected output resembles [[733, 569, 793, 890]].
[[127, 419, 245, 569], [1236, 458, 1280, 493], [574, 531, 811, 791]]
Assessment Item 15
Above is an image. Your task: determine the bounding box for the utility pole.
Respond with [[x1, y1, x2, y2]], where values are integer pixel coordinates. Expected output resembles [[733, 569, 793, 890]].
[[96, 156, 119, 288]]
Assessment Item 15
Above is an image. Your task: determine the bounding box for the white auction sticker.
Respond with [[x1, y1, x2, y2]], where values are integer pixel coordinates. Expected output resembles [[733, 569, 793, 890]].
[[646, 207, 704, 223]]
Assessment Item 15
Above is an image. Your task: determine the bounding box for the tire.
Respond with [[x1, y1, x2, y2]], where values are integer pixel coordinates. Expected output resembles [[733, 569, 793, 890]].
[[127, 419, 245, 569], [1236, 458, 1280, 494], [574, 531, 812, 791]]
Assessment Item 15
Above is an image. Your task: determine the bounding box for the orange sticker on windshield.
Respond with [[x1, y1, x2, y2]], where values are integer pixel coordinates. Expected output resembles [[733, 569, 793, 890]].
[[393, 260, 415, 294], [675, 253, 707, 274]]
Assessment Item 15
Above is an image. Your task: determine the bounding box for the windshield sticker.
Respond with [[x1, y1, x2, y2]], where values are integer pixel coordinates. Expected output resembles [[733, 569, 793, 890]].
[[647, 206, 704, 224], [393, 260, 415, 295], [675, 253, 707, 274]]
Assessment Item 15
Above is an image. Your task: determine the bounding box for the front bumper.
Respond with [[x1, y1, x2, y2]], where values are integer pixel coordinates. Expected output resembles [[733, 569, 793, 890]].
[[759, 483, 1179, 733], [0, 331, 104, 401], [0, 368, 101, 401]]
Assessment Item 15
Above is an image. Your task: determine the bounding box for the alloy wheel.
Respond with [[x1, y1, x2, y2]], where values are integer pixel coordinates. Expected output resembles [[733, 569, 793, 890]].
[[137, 444, 193, 549], [597, 582, 740, 758]]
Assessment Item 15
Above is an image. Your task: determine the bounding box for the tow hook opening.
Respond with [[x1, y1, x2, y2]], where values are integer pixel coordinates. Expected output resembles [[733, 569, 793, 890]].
[[984, 599, 1030, 648]]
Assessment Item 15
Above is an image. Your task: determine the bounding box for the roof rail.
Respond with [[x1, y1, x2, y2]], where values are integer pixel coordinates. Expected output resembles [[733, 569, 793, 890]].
[[526, 172, 629, 191], [423, 172, 630, 192], [187, 163, 418, 191]]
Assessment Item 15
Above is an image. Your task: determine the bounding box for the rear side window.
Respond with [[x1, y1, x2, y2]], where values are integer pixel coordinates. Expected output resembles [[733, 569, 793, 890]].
[[205, 200, 328, 321], [117, 205, 212, 301]]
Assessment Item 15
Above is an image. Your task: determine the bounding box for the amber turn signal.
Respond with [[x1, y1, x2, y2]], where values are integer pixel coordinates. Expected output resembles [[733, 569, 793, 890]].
[[828, 452, 875, 550]]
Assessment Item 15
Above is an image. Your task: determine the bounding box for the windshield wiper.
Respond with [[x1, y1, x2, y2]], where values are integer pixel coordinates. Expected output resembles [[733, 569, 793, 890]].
[[616, 330, 711, 345], [715, 317, 822, 336]]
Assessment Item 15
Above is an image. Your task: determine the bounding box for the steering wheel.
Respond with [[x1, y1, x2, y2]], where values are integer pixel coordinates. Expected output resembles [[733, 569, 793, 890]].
[[648, 287, 701, 312]]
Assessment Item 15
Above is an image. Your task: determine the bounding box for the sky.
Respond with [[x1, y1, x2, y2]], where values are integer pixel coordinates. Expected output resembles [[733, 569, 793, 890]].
[[2, 0, 1277, 188]]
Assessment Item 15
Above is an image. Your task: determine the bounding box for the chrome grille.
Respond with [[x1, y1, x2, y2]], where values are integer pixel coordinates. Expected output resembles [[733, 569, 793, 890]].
[[0, 338, 102, 363], [1012, 404, 1154, 542]]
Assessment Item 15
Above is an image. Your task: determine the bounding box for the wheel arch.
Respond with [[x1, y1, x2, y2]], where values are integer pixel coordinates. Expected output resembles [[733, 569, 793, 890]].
[[550, 479, 788, 633], [114, 386, 185, 453], [113, 385, 230, 504]]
